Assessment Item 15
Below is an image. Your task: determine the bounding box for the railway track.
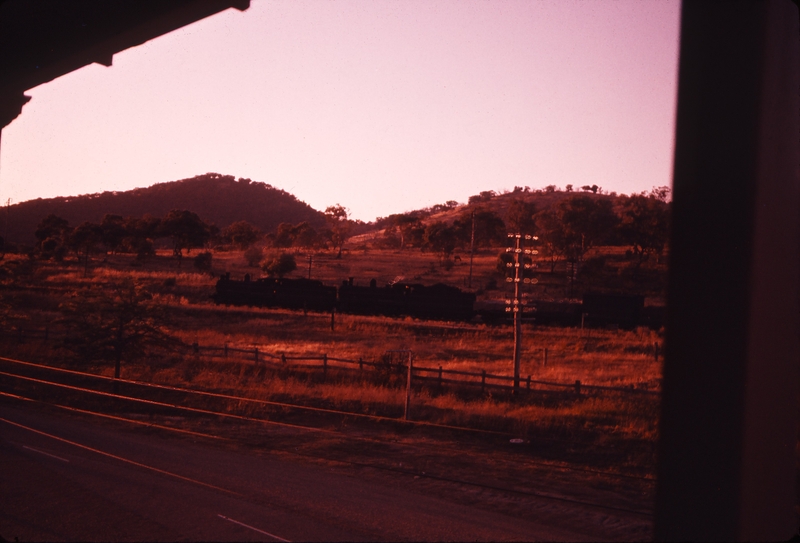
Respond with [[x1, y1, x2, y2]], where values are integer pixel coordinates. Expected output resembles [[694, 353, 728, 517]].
[[0, 355, 655, 520]]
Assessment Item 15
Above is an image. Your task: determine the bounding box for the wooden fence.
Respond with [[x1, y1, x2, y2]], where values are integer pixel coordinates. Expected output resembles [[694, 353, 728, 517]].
[[1, 326, 660, 397], [188, 341, 660, 397]]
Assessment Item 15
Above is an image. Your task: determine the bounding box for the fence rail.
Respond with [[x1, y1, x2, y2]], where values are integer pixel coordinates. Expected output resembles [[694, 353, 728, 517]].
[[1, 326, 660, 397], [185, 342, 659, 397]]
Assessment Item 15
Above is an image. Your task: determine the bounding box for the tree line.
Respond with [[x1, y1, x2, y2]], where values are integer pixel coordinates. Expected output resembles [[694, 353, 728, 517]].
[[376, 187, 671, 271], [29, 204, 355, 272]]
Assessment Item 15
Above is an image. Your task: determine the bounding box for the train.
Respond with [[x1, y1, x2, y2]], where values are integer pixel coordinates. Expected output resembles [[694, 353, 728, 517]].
[[212, 273, 664, 329]]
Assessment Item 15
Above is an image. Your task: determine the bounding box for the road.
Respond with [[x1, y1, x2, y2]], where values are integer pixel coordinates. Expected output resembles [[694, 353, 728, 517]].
[[0, 400, 604, 542]]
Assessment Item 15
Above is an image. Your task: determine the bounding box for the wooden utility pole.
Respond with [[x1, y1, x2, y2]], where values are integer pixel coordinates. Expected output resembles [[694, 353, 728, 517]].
[[505, 233, 538, 392], [468, 211, 475, 289], [404, 351, 413, 420]]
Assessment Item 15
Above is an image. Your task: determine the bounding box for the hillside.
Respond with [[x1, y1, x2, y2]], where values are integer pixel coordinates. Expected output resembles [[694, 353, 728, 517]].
[[4, 173, 326, 245]]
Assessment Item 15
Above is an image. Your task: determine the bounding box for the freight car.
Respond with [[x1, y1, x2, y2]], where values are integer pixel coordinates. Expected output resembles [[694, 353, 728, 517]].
[[213, 273, 336, 312], [212, 274, 663, 328], [338, 278, 476, 322]]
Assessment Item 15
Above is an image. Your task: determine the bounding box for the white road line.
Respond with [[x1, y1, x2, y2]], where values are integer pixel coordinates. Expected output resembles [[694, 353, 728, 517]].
[[0, 417, 241, 497], [22, 444, 70, 462], [217, 514, 291, 542]]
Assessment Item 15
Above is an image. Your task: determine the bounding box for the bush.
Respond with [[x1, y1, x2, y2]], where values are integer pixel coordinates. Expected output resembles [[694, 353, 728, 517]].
[[262, 253, 297, 277], [193, 251, 213, 271], [244, 246, 263, 267]]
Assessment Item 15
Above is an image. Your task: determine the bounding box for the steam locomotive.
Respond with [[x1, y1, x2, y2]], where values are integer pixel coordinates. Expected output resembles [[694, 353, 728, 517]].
[[212, 273, 663, 329]]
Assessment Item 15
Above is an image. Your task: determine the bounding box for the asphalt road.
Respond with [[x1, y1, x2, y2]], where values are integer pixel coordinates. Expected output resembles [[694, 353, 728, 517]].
[[0, 401, 599, 542]]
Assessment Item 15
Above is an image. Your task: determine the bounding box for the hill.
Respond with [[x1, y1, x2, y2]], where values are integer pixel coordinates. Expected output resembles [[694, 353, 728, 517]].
[[3, 173, 326, 245]]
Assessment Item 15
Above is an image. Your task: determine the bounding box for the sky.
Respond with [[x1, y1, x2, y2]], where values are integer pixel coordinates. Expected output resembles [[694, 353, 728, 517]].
[[0, 0, 681, 222]]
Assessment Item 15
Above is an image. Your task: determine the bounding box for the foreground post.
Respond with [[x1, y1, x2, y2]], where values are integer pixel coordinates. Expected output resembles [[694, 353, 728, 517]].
[[403, 352, 413, 421]]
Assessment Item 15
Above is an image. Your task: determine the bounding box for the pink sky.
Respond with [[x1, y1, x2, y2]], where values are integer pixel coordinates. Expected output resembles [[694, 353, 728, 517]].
[[0, 0, 681, 222]]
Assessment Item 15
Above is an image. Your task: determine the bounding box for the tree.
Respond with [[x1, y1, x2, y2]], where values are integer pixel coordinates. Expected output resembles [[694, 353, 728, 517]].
[[59, 280, 182, 389], [617, 192, 670, 264], [453, 209, 506, 248], [244, 246, 263, 267], [35, 214, 71, 261], [534, 209, 568, 272], [556, 194, 618, 263], [385, 212, 424, 249], [292, 222, 320, 249], [324, 204, 351, 258], [272, 222, 295, 248], [223, 221, 261, 250], [423, 221, 459, 264], [262, 253, 297, 277], [69, 221, 103, 276], [159, 210, 211, 265], [506, 200, 538, 234], [193, 251, 213, 271], [100, 214, 127, 254]]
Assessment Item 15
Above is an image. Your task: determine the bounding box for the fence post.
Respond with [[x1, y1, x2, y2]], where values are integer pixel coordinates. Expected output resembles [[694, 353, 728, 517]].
[[323, 353, 328, 381], [481, 370, 486, 393], [281, 353, 286, 364], [359, 357, 363, 371], [438, 365, 443, 387], [404, 352, 413, 421], [575, 380, 581, 395], [330, 307, 335, 332]]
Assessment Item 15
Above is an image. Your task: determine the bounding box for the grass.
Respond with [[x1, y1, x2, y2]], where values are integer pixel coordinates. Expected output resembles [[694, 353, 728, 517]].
[[0, 246, 665, 474]]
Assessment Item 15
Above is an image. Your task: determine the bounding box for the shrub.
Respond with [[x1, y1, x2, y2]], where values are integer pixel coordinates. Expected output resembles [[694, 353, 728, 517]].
[[262, 253, 297, 277], [193, 251, 213, 271], [244, 246, 263, 267]]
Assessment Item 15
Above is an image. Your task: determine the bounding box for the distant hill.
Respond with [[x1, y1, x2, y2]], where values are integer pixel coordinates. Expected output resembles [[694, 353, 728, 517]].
[[367, 186, 623, 233], [3, 173, 326, 245]]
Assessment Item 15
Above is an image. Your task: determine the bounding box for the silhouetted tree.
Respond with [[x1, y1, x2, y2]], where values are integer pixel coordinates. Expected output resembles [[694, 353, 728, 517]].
[[244, 246, 263, 267], [292, 222, 319, 249], [453, 209, 506, 248], [159, 210, 211, 265], [35, 214, 71, 261], [273, 222, 295, 248], [534, 209, 568, 272], [423, 221, 459, 264], [223, 221, 261, 250], [100, 214, 127, 254], [506, 200, 538, 234], [557, 195, 618, 263], [69, 221, 103, 276], [59, 280, 183, 390], [617, 192, 670, 264], [193, 251, 213, 271], [324, 204, 351, 258]]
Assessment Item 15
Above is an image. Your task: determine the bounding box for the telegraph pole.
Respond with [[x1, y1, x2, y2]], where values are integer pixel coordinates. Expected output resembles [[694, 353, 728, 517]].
[[468, 211, 476, 289], [506, 233, 538, 392]]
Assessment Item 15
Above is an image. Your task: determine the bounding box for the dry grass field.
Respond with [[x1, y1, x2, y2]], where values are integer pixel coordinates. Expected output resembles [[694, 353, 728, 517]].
[[0, 244, 665, 473]]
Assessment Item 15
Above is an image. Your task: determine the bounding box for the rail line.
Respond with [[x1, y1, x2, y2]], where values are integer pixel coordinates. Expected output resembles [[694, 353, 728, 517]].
[[0, 356, 510, 436], [0, 356, 655, 485], [0, 389, 654, 519]]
